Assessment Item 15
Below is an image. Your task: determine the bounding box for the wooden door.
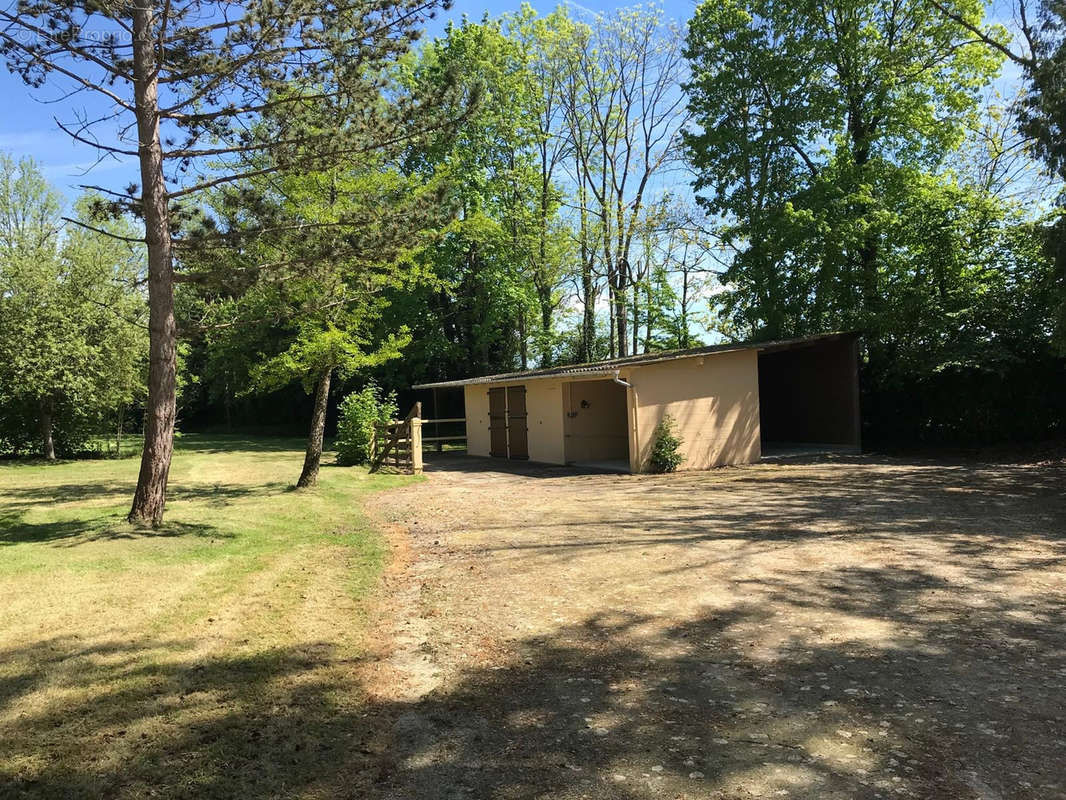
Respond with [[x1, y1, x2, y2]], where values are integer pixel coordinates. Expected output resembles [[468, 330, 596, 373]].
[[506, 385, 528, 460], [488, 388, 507, 458]]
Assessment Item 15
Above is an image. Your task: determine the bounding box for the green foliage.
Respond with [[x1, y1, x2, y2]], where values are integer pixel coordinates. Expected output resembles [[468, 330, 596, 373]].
[[684, 0, 1004, 337], [683, 0, 1065, 443], [249, 325, 410, 397], [1019, 0, 1066, 180], [335, 382, 399, 465], [0, 156, 147, 457], [394, 15, 550, 377], [648, 416, 684, 474]]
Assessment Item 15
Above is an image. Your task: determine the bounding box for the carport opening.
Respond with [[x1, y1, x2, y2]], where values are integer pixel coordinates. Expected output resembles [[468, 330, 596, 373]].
[[563, 379, 630, 472], [757, 337, 861, 458]]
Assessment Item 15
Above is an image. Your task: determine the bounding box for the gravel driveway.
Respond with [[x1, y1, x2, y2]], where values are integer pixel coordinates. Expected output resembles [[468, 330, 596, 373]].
[[368, 454, 1066, 799]]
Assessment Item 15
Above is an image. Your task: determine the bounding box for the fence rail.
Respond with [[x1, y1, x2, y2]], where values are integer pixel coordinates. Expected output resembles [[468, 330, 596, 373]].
[[420, 416, 467, 453], [368, 406, 468, 474], [369, 402, 422, 474]]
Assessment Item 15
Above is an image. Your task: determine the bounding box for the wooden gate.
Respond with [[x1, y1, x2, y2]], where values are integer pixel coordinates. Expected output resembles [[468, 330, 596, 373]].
[[369, 403, 423, 474], [487, 385, 529, 460]]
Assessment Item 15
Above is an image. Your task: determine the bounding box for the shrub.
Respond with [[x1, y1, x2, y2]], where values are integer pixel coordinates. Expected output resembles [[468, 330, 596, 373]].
[[335, 382, 398, 466], [0, 394, 95, 458], [648, 415, 684, 473]]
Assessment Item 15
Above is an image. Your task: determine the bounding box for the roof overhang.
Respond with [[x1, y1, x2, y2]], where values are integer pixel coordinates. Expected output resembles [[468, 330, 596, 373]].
[[412, 331, 859, 390], [415, 368, 634, 390]]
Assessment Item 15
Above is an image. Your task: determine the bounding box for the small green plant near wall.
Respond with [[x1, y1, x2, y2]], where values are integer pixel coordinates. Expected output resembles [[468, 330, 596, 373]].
[[336, 382, 399, 465], [649, 415, 684, 473]]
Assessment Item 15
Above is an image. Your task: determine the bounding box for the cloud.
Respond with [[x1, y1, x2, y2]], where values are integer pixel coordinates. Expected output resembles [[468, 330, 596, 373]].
[[41, 155, 135, 180], [0, 130, 68, 152], [559, 0, 603, 20]]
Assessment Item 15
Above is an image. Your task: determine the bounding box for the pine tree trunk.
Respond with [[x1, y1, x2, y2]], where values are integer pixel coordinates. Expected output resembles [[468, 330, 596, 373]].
[[39, 397, 55, 461], [128, 0, 178, 526], [297, 368, 333, 488]]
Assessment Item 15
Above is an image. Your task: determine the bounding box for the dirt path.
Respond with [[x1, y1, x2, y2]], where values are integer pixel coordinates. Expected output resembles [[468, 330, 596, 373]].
[[367, 455, 1066, 799]]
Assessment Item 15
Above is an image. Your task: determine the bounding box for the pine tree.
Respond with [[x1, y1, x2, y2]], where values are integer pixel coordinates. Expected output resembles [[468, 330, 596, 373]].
[[0, 0, 455, 524]]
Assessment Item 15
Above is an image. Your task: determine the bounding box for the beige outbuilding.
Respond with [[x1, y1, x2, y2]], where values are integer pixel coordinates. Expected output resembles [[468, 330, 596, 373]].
[[414, 332, 861, 473]]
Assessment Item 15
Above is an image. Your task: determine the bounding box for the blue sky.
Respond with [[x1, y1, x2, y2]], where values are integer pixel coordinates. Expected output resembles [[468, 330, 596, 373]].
[[0, 0, 697, 201], [0, 0, 1031, 204]]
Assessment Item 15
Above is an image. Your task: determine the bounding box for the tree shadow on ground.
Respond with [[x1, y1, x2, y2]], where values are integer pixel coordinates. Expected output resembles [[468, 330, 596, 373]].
[[173, 435, 313, 454], [0, 479, 289, 546], [3, 553, 1064, 799], [5, 455, 1065, 798], [0, 512, 223, 546], [452, 456, 1066, 558]]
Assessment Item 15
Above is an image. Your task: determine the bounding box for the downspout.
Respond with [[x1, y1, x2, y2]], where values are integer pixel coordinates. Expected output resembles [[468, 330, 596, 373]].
[[614, 370, 640, 473]]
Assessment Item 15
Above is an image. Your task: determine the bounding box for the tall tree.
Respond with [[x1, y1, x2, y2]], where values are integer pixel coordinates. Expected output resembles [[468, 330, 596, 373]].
[[399, 17, 541, 377], [0, 158, 147, 458], [925, 0, 1065, 178], [63, 194, 149, 454], [566, 6, 689, 357], [684, 0, 1003, 340], [1, 0, 452, 524], [510, 6, 579, 366], [923, 0, 1066, 350], [0, 154, 67, 458], [208, 163, 446, 487]]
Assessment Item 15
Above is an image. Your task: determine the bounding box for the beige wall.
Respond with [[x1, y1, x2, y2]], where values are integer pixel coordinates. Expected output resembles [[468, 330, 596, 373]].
[[563, 379, 629, 462], [463, 379, 567, 464], [464, 384, 491, 457], [524, 380, 566, 464], [464, 350, 763, 471], [628, 350, 761, 471]]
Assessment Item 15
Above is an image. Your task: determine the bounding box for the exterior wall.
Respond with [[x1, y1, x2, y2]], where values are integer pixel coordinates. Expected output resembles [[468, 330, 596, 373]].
[[562, 379, 629, 462], [524, 380, 566, 464], [463, 379, 566, 464], [628, 349, 761, 472], [464, 384, 491, 457]]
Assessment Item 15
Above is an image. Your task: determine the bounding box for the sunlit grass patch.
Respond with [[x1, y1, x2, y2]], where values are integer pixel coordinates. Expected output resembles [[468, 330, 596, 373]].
[[0, 435, 414, 798]]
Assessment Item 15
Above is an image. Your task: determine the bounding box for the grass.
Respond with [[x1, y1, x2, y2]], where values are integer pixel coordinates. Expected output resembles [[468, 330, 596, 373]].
[[0, 435, 416, 798]]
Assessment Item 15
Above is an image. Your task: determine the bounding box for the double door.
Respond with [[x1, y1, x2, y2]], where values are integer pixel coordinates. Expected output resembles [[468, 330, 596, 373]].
[[488, 385, 528, 460]]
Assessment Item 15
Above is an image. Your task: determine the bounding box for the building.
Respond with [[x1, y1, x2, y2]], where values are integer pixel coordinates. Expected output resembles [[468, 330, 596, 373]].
[[414, 332, 861, 473]]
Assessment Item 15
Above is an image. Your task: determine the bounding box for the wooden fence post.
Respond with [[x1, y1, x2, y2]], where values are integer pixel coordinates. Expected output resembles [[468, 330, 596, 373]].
[[410, 415, 423, 474]]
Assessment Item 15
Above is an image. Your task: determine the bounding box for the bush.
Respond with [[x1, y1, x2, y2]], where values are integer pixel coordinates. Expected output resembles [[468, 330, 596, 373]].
[[648, 415, 684, 473], [0, 394, 95, 458], [335, 382, 398, 466]]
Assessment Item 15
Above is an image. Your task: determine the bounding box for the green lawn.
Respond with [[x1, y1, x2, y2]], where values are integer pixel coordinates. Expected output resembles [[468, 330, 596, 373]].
[[0, 436, 415, 798]]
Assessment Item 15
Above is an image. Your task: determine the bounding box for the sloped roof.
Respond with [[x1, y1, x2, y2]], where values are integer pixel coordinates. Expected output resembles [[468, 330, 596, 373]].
[[413, 331, 859, 389]]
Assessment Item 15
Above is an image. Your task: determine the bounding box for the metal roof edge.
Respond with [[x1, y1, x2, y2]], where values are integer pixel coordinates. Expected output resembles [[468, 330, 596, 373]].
[[412, 331, 859, 390]]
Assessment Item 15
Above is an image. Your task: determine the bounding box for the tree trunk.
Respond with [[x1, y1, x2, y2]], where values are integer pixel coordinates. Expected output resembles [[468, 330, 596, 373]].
[[577, 173, 596, 363], [38, 397, 55, 461], [581, 263, 595, 362], [519, 308, 528, 370], [539, 299, 553, 368], [613, 272, 628, 358], [224, 375, 233, 433], [116, 404, 125, 456], [297, 368, 333, 488], [128, 0, 178, 526]]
